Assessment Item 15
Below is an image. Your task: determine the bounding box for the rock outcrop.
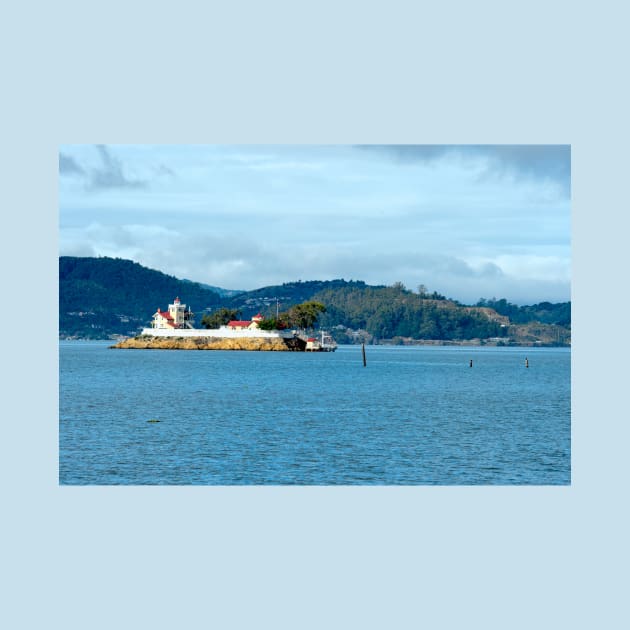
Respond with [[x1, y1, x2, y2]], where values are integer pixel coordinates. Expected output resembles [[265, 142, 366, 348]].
[[111, 335, 291, 351]]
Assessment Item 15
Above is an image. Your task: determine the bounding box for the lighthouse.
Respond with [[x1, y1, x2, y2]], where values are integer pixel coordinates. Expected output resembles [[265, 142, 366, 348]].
[[151, 297, 195, 329]]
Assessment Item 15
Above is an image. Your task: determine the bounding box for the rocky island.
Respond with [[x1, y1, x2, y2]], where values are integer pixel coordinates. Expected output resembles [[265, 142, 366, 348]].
[[111, 297, 335, 351], [113, 335, 294, 351]]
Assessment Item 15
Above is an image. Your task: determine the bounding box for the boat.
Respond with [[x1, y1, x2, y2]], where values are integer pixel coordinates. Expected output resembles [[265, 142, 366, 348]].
[[305, 331, 337, 352], [320, 331, 337, 352]]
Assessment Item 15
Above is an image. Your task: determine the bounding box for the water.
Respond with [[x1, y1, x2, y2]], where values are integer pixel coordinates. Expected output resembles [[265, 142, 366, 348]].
[[59, 342, 571, 485]]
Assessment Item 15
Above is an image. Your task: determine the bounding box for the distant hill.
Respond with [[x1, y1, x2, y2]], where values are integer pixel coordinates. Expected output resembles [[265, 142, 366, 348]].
[[311, 283, 508, 342], [223, 280, 570, 345], [224, 279, 376, 317], [181, 278, 243, 298], [59, 256, 571, 345], [475, 298, 571, 326], [60, 256, 222, 338]]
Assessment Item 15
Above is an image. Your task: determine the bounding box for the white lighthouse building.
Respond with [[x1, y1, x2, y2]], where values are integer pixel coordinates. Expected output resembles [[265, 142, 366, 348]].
[[151, 297, 195, 329]]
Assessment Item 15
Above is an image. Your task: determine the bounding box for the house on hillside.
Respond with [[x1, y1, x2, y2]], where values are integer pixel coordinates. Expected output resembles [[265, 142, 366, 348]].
[[225, 313, 264, 331], [151, 297, 195, 329]]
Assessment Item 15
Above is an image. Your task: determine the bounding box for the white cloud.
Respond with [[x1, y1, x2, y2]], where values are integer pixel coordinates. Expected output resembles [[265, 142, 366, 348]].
[[59, 145, 571, 303]]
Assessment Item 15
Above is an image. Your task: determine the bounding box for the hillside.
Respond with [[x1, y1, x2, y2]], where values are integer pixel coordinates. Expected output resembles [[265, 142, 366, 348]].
[[224, 279, 377, 317], [59, 257, 571, 345], [311, 284, 507, 343], [228, 281, 570, 345], [60, 256, 222, 338], [181, 278, 243, 298], [476, 298, 570, 326]]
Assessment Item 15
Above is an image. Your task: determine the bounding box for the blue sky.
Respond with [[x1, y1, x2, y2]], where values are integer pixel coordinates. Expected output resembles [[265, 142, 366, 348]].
[[59, 144, 570, 304]]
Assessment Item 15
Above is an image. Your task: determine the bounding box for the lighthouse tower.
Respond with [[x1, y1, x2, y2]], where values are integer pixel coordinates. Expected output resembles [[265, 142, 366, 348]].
[[169, 297, 186, 327], [152, 297, 195, 329]]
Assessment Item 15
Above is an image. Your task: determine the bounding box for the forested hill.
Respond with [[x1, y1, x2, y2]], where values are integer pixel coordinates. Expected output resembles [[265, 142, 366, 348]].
[[60, 256, 222, 338], [59, 256, 570, 344], [475, 298, 570, 326], [308, 284, 570, 344], [229, 281, 570, 342], [225, 279, 377, 314]]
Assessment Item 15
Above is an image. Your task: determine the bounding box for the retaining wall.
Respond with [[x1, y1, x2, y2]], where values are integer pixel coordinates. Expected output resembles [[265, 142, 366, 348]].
[[140, 327, 293, 339]]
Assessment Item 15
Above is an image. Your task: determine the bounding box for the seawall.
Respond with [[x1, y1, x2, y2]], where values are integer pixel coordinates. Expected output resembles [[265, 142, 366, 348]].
[[138, 327, 293, 339], [112, 335, 293, 351]]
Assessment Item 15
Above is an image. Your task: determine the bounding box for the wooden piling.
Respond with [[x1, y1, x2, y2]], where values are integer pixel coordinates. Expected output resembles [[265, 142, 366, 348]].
[[362, 342, 367, 367], [525, 357, 529, 368]]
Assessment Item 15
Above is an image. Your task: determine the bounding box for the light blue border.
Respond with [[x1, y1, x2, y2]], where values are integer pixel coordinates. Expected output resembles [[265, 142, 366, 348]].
[[5, 1, 626, 628]]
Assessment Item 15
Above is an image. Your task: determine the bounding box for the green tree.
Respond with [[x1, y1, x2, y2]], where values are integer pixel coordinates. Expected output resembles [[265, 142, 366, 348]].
[[200, 308, 241, 329], [256, 316, 288, 331], [286, 301, 326, 329]]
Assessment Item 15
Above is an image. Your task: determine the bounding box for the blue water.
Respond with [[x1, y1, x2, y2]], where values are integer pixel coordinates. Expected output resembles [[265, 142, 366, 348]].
[[59, 342, 571, 485]]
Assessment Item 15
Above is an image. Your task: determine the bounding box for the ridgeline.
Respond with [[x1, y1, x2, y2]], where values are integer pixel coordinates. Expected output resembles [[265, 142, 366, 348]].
[[59, 256, 570, 345], [60, 256, 222, 338]]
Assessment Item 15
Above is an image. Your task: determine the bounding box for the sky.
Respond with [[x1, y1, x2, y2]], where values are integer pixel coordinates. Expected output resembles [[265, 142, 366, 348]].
[[58, 144, 571, 305]]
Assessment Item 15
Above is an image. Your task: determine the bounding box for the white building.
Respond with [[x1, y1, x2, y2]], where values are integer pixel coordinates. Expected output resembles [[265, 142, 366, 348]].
[[151, 297, 195, 329], [143, 306, 296, 340], [225, 313, 264, 331]]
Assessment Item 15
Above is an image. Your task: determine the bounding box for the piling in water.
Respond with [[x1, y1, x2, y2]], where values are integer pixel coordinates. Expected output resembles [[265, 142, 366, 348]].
[[362, 343, 367, 367]]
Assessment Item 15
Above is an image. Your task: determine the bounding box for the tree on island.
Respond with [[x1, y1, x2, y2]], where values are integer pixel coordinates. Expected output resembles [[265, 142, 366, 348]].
[[257, 301, 327, 331], [285, 301, 327, 330], [200, 308, 241, 329], [256, 316, 287, 331]]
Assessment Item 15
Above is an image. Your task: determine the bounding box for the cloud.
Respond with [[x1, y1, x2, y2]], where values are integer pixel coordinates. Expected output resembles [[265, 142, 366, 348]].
[[245, 161, 324, 172], [358, 144, 571, 196], [361, 145, 452, 164], [88, 145, 147, 190], [59, 153, 85, 177], [245, 245, 569, 305], [154, 163, 176, 178], [58, 145, 570, 304], [59, 221, 570, 304], [471, 145, 571, 196], [58, 240, 96, 257], [59, 223, 267, 289]]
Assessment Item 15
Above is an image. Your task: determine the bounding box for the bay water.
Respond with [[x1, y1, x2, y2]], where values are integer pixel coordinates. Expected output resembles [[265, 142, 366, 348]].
[[59, 341, 570, 485]]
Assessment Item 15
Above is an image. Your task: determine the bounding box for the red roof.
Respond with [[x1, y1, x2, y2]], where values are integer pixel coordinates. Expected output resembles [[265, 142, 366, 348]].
[[156, 309, 174, 321], [228, 321, 252, 328]]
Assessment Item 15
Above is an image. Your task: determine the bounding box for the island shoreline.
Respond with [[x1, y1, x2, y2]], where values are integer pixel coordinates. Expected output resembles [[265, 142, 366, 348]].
[[111, 336, 294, 351]]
